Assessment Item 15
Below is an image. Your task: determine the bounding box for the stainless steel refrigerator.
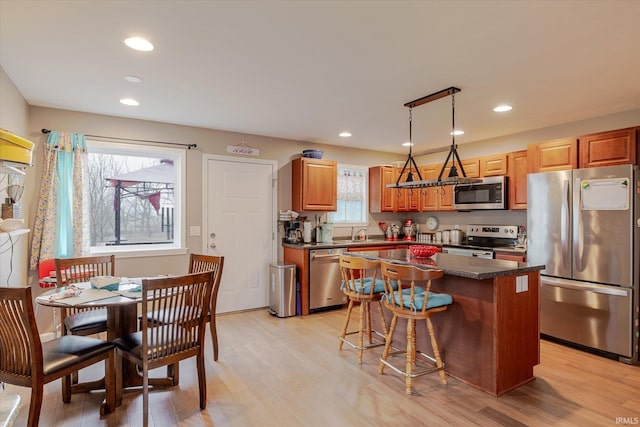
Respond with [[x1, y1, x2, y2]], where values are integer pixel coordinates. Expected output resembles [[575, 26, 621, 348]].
[[527, 164, 639, 363]]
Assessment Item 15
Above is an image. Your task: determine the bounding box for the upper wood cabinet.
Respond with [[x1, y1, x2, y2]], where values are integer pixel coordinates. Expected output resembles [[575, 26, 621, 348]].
[[419, 164, 454, 211], [459, 158, 481, 178], [527, 137, 578, 173], [480, 153, 508, 177], [369, 166, 396, 212], [508, 150, 528, 210], [292, 157, 337, 212], [578, 127, 638, 168], [394, 167, 420, 212]]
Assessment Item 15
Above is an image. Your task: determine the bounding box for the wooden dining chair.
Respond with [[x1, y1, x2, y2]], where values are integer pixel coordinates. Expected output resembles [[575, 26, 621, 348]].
[[54, 255, 114, 389], [114, 271, 215, 427], [54, 255, 115, 337], [188, 253, 225, 361], [0, 286, 116, 426]]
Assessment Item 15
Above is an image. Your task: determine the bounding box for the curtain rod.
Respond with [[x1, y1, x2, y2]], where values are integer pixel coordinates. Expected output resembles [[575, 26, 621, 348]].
[[41, 129, 197, 150]]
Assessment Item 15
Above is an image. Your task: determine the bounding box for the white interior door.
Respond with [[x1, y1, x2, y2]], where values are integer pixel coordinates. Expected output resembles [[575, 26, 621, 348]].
[[204, 155, 277, 313]]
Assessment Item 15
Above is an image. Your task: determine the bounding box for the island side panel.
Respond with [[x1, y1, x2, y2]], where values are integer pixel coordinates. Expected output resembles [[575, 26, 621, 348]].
[[429, 275, 498, 394], [495, 272, 540, 394], [283, 247, 309, 316]]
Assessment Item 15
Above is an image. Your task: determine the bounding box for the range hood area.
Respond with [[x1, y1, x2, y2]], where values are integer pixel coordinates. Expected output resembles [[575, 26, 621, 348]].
[[387, 86, 482, 189]]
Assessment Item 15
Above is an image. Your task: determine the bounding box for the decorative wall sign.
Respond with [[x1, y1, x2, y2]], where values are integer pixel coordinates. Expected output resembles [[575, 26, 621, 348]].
[[227, 142, 259, 156]]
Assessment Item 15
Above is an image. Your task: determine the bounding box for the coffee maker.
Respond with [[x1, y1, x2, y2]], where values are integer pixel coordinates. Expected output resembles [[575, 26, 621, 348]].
[[284, 221, 303, 243]]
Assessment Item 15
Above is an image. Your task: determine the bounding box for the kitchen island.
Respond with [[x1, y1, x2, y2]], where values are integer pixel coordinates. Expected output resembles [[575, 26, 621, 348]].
[[349, 249, 545, 397]]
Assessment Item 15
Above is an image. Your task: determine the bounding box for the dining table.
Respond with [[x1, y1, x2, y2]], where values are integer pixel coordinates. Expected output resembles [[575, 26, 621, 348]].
[[36, 279, 178, 411]]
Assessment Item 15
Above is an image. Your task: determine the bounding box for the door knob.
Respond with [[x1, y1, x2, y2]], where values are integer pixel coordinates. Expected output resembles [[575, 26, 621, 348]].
[[210, 243, 216, 249]]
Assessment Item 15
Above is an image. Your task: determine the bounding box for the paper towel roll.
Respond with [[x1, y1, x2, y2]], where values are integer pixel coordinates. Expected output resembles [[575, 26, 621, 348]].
[[303, 221, 312, 243]]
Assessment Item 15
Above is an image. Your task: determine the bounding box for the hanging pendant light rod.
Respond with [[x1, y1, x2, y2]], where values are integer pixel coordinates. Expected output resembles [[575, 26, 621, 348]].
[[395, 108, 423, 185], [404, 86, 460, 109], [388, 85, 481, 189]]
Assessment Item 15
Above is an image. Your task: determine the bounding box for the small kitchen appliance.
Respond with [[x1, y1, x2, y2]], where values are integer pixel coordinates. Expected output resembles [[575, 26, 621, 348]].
[[284, 221, 303, 244], [402, 219, 416, 241]]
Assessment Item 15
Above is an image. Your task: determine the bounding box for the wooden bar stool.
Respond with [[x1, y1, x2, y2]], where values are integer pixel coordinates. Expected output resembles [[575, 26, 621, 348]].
[[338, 255, 388, 364], [378, 261, 452, 394]]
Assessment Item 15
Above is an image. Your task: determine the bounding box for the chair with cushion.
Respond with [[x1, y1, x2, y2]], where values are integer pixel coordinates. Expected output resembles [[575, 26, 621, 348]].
[[378, 261, 452, 394], [0, 286, 115, 426], [338, 255, 388, 364], [55, 255, 114, 389], [114, 271, 215, 427], [187, 253, 225, 361], [54, 255, 115, 337]]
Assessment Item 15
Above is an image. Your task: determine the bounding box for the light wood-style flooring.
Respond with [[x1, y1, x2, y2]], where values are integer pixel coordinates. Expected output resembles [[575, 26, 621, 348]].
[[3, 307, 640, 426]]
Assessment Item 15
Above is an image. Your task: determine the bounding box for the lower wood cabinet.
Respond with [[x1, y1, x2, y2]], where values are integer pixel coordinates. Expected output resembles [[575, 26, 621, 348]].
[[495, 252, 526, 262]]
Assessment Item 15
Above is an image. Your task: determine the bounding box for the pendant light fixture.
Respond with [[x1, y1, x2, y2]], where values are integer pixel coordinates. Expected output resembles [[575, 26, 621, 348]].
[[388, 86, 481, 189]]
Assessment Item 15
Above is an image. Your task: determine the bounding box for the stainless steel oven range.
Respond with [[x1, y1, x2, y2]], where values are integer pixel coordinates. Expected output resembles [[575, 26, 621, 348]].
[[442, 224, 519, 259]]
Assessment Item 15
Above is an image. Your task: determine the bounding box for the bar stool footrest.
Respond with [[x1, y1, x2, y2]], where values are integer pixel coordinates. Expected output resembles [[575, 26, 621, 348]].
[[380, 349, 445, 378], [340, 330, 386, 350]]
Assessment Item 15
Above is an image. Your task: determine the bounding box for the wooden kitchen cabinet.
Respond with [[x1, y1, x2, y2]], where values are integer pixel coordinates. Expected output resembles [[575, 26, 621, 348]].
[[480, 153, 508, 176], [495, 252, 526, 262], [578, 127, 638, 168], [283, 246, 309, 315], [460, 158, 481, 178], [394, 167, 420, 212], [419, 164, 438, 211], [292, 157, 337, 211], [369, 165, 396, 212], [508, 150, 528, 210], [418, 163, 455, 211], [527, 137, 578, 172]]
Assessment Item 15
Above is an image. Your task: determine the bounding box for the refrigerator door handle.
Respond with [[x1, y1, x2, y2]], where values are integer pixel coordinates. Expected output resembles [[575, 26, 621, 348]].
[[561, 179, 570, 269], [542, 276, 630, 297], [574, 177, 584, 271]]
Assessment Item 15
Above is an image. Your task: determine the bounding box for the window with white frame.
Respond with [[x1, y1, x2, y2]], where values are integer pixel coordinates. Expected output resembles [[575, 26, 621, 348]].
[[328, 165, 368, 225], [86, 140, 185, 254]]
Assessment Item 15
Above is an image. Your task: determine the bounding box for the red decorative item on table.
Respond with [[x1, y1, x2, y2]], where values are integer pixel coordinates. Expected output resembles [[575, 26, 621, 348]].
[[409, 245, 438, 258]]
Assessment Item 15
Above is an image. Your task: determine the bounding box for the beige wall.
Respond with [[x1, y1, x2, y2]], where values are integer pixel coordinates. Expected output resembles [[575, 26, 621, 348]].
[[3, 64, 639, 331], [24, 106, 401, 274], [0, 65, 30, 205]]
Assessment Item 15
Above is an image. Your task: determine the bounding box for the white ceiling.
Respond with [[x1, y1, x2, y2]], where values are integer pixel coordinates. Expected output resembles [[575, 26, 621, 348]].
[[1, 0, 639, 154]]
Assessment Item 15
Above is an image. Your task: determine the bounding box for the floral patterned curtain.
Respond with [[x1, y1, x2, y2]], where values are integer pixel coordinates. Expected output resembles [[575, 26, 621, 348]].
[[337, 168, 364, 202], [29, 131, 90, 269]]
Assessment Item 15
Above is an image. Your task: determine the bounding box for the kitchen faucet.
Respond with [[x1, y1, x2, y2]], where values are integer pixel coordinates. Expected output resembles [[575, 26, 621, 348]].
[[351, 227, 368, 241]]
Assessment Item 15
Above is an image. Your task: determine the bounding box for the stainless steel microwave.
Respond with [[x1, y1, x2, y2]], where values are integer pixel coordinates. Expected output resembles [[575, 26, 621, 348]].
[[453, 176, 507, 210]]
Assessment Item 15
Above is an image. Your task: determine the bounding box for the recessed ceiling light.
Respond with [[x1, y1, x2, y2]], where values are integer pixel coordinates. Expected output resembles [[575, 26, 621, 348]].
[[124, 37, 154, 52], [339, 132, 352, 138], [402, 142, 413, 147], [493, 105, 512, 112], [120, 98, 140, 106], [124, 75, 143, 83], [450, 130, 465, 136]]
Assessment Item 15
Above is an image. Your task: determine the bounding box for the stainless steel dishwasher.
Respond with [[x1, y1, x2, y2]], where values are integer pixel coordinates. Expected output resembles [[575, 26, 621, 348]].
[[309, 247, 347, 311]]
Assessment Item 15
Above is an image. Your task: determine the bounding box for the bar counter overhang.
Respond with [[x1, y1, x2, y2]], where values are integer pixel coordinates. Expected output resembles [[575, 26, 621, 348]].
[[350, 249, 545, 396]]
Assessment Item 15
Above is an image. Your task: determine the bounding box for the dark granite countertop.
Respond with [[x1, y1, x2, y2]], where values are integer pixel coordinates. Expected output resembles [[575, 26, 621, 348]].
[[348, 248, 543, 280], [282, 239, 417, 250]]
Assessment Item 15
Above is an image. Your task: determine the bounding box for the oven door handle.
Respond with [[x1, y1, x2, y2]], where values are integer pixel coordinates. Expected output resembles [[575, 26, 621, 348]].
[[471, 251, 492, 258]]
